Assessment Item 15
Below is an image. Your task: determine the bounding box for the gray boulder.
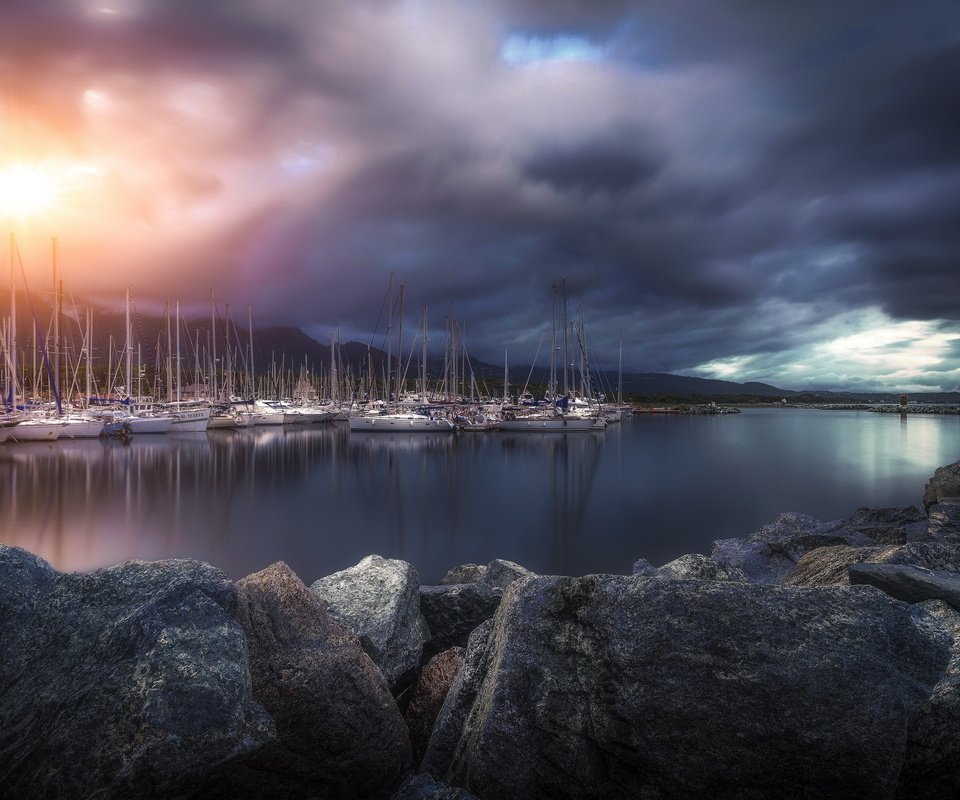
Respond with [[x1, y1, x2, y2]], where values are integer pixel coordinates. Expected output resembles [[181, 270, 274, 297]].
[[420, 583, 502, 659], [404, 647, 465, 766], [391, 773, 479, 800], [849, 563, 960, 611], [211, 561, 411, 799], [928, 499, 960, 542], [656, 553, 746, 582], [897, 600, 960, 799], [311, 555, 430, 689], [482, 559, 536, 590], [786, 541, 960, 587], [0, 546, 272, 799], [630, 558, 657, 576], [712, 508, 924, 584], [923, 460, 960, 512], [424, 574, 955, 799], [440, 564, 488, 585]]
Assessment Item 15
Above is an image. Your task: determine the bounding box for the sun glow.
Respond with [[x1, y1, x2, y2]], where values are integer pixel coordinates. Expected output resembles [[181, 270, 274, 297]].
[[0, 163, 61, 219]]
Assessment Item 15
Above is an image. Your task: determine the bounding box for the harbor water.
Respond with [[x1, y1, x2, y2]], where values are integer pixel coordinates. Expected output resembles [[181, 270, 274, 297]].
[[2, 408, 959, 583]]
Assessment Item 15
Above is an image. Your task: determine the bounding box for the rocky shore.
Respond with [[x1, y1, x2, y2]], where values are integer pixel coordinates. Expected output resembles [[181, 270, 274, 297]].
[[4, 461, 960, 798]]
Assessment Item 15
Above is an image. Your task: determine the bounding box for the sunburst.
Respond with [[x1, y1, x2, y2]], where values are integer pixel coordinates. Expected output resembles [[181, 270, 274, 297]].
[[0, 162, 61, 219]]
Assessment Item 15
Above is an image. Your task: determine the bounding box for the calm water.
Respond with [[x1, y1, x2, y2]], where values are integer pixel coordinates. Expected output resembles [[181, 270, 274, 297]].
[[2, 409, 959, 584]]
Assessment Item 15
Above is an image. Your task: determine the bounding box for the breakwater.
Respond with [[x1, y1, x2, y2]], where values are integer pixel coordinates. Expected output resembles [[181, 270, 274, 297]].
[[3, 460, 960, 798]]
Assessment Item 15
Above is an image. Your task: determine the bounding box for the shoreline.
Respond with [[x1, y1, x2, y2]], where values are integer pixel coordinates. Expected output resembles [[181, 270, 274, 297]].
[[3, 460, 960, 798]]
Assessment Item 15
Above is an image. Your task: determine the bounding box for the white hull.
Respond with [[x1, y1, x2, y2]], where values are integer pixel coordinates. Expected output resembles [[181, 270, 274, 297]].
[[348, 414, 455, 432], [8, 420, 66, 441], [496, 415, 605, 432], [59, 418, 105, 438], [170, 408, 211, 432], [249, 411, 284, 426], [128, 415, 175, 434]]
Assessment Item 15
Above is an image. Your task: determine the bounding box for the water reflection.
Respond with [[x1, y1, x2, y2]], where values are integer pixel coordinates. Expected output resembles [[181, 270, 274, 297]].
[[2, 410, 959, 582]]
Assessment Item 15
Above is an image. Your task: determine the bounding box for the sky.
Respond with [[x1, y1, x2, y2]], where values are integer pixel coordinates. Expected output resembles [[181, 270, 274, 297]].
[[1, 0, 959, 392]]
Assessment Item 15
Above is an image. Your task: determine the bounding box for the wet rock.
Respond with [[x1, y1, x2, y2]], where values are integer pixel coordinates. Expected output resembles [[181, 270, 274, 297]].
[[482, 559, 536, 590], [424, 574, 953, 800], [711, 508, 923, 584], [630, 558, 657, 576], [212, 561, 411, 799], [440, 564, 487, 585], [404, 647, 465, 766], [419, 583, 501, 658], [786, 541, 960, 587], [0, 546, 272, 800], [656, 553, 746, 582], [897, 601, 960, 799], [390, 773, 479, 800], [923, 460, 960, 512], [310, 555, 430, 689], [849, 563, 960, 611], [928, 499, 960, 542]]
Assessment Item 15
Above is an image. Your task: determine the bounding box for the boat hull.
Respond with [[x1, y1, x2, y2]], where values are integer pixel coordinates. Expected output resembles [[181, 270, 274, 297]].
[[496, 416, 605, 432], [348, 414, 455, 432]]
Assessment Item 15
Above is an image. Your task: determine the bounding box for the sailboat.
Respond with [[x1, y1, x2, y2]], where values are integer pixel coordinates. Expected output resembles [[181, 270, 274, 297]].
[[496, 284, 605, 432], [348, 281, 454, 433]]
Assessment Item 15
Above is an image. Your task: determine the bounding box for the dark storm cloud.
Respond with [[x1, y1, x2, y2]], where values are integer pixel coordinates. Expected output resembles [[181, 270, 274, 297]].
[[3, 0, 959, 389]]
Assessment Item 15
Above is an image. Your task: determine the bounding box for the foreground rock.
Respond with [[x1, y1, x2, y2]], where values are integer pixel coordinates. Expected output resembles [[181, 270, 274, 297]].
[[655, 553, 746, 582], [785, 541, 960, 587], [391, 773, 479, 800], [0, 546, 272, 799], [419, 583, 502, 658], [424, 574, 956, 799], [440, 559, 536, 590], [404, 647, 465, 766], [712, 507, 926, 583], [849, 563, 960, 611], [215, 561, 411, 798], [311, 555, 430, 689]]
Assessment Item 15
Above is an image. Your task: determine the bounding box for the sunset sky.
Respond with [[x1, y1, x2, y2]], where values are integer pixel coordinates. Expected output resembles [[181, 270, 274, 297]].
[[2, 0, 958, 392]]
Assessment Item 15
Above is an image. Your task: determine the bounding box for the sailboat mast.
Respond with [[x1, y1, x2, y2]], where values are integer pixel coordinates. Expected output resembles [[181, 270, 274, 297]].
[[52, 237, 60, 404], [561, 277, 569, 398], [210, 289, 217, 401], [618, 330, 623, 406], [421, 306, 428, 401], [503, 346, 508, 403], [247, 304, 254, 398], [550, 284, 557, 407], [330, 331, 338, 405], [175, 301, 181, 405], [9, 233, 16, 411], [85, 307, 92, 403], [396, 284, 404, 405], [165, 300, 172, 403], [125, 287, 132, 400]]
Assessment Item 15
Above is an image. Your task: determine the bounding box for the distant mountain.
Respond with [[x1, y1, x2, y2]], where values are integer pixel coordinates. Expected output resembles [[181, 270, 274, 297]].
[[5, 297, 955, 401]]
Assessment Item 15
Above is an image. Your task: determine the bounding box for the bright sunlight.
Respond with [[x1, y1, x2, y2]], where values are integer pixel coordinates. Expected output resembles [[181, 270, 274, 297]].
[[0, 162, 61, 219]]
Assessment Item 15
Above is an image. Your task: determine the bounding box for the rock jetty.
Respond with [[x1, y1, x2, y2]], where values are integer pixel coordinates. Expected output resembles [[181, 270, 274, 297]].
[[4, 461, 960, 798]]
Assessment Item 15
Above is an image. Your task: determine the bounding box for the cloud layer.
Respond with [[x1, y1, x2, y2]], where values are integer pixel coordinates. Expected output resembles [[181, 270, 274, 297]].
[[1, 0, 958, 390]]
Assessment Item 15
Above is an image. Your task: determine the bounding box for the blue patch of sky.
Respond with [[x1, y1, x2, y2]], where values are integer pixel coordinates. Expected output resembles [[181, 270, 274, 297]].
[[500, 33, 607, 65]]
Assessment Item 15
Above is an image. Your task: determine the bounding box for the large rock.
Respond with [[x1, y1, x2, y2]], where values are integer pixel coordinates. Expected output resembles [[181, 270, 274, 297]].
[[440, 564, 488, 585], [712, 507, 924, 584], [786, 541, 960, 587], [0, 546, 273, 799], [423, 574, 955, 799], [420, 583, 502, 658], [923, 460, 960, 512], [483, 559, 536, 590], [928, 499, 960, 542], [210, 561, 411, 799], [897, 600, 960, 799], [310, 555, 430, 689], [391, 773, 479, 800], [849, 563, 960, 611], [404, 647, 465, 766], [655, 553, 746, 582]]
